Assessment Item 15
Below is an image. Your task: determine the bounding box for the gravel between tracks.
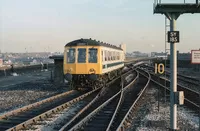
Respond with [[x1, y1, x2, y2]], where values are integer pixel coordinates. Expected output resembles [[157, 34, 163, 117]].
[[0, 80, 68, 114], [128, 84, 199, 131], [27, 101, 87, 131]]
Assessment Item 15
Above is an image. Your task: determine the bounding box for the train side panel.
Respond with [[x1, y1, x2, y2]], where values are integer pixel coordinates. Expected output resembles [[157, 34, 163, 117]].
[[100, 46, 124, 74]]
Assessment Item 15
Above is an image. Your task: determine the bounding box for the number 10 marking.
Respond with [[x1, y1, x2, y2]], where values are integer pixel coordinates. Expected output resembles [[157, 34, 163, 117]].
[[155, 63, 164, 74]]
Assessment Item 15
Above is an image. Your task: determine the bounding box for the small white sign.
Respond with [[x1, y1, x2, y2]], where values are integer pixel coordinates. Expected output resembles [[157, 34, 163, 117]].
[[191, 50, 200, 64]]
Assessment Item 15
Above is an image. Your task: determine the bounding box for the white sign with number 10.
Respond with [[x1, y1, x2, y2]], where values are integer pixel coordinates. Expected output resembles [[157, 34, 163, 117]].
[[155, 63, 164, 74]]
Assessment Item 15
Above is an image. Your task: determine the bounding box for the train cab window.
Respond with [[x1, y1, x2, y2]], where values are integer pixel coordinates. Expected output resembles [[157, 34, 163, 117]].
[[89, 48, 98, 63], [78, 48, 86, 63], [67, 48, 75, 63]]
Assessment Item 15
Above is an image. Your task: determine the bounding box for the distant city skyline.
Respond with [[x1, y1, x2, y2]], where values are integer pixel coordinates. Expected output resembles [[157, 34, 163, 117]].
[[0, 0, 199, 53]]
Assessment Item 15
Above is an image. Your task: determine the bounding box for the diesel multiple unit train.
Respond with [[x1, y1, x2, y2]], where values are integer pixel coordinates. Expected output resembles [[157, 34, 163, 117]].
[[64, 38, 125, 89]]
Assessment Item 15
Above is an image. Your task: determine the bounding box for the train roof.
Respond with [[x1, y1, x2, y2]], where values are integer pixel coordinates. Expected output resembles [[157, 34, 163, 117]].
[[65, 38, 123, 50]]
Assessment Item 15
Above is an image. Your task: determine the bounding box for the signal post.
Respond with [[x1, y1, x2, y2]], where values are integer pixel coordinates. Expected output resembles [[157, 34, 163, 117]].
[[155, 63, 165, 112], [153, 0, 200, 130]]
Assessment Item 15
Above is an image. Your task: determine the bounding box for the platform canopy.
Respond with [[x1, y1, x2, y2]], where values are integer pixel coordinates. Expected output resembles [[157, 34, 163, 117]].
[[154, 0, 200, 14]]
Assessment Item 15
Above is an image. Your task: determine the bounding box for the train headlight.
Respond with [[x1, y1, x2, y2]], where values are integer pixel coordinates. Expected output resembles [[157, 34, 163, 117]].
[[67, 68, 72, 73], [89, 68, 96, 74], [89, 68, 94, 72]]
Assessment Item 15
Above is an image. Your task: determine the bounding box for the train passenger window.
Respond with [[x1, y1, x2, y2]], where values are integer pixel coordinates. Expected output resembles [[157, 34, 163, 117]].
[[89, 48, 98, 63], [102, 51, 103, 62], [114, 52, 115, 60], [78, 48, 86, 63], [117, 52, 120, 60], [108, 51, 110, 61], [67, 48, 75, 63], [110, 52, 112, 61], [105, 51, 107, 61], [109, 52, 111, 60], [112, 52, 114, 60]]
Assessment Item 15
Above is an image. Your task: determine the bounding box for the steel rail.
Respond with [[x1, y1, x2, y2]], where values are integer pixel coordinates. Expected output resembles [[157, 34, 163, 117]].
[[67, 90, 122, 131], [150, 75, 200, 109], [5, 87, 101, 131], [106, 86, 124, 131], [116, 69, 151, 131], [64, 70, 138, 131], [0, 90, 75, 120], [164, 71, 199, 86], [1, 66, 135, 131], [106, 70, 139, 131], [150, 72, 199, 95], [142, 69, 200, 109], [59, 68, 135, 130], [144, 64, 199, 83], [142, 64, 199, 94], [59, 84, 108, 130], [145, 65, 200, 93]]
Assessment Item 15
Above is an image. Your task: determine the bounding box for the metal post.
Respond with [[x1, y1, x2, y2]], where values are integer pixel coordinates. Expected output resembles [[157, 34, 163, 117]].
[[199, 79, 200, 131], [158, 74, 160, 112], [164, 16, 167, 103], [199, 92, 200, 131], [170, 14, 177, 130]]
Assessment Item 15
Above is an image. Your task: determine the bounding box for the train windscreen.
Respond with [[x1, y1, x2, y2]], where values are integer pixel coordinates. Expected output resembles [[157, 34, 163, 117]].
[[67, 48, 75, 63], [89, 48, 98, 63], [78, 48, 86, 63]]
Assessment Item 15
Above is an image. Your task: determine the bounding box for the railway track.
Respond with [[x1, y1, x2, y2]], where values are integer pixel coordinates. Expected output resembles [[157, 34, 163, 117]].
[[110, 70, 150, 131], [60, 69, 151, 131], [52, 72, 127, 130], [0, 88, 100, 131], [57, 69, 136, 130], [0, 89, 75, 120], [143, 65, 200, 92], [59, 70, 137, 131], [0, 66, 135, 131], [164, 72, 200, 92], [61, 70, 138, 131], [75, 72, 139, 131], [139, 67, 200, 110], [80, 91, 122, 131]]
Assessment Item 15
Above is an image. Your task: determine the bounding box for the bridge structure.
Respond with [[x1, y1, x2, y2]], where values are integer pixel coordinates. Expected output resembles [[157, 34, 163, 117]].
[[153, 0, 200, 130]]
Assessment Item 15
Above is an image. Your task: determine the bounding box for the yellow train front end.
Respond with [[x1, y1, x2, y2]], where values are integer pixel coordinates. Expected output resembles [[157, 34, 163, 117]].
[[63, 43, 102, 89], [63, 38, 124, 89], [64, 46, 101, 75]]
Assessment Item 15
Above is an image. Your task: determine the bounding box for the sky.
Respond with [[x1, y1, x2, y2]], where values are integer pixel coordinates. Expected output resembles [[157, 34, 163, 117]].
[[0, 0, 199, 53]]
